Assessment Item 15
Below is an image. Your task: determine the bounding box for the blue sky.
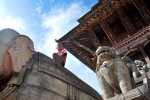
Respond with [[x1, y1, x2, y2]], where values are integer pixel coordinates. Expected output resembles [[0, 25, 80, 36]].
[[0, 0, 101, 94]]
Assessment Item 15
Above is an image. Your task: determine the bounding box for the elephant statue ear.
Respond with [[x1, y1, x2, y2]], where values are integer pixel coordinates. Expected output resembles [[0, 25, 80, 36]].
[[8, 35, 35, 73]]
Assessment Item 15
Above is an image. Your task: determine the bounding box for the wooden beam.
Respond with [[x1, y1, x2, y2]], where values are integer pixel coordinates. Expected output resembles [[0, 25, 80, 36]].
[[87, 27, 101, 49], [99, 20, 117, 45]]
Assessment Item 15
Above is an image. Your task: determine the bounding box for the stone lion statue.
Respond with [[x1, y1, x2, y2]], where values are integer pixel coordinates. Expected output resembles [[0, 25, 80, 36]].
[[96, 46, 132, 100]]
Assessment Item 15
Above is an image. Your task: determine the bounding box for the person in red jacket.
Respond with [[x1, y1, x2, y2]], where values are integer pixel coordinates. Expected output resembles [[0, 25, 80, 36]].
[[53, 43, 67, 68]]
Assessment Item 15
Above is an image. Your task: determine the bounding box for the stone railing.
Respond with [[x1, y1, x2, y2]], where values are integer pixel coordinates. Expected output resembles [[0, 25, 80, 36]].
[[113, 26, 150, 54]]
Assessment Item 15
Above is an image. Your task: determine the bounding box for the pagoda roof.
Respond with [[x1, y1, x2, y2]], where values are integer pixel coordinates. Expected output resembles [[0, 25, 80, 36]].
[[57, 0, 133, 71]]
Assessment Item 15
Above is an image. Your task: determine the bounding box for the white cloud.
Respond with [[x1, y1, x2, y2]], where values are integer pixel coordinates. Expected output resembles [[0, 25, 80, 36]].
[[0, 6, 26, 32], [0, 16, 25, 30], [38, 2, 87, 57]]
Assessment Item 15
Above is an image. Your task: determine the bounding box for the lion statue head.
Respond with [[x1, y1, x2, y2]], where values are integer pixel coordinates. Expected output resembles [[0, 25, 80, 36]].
[[95, 46, 117, 71]]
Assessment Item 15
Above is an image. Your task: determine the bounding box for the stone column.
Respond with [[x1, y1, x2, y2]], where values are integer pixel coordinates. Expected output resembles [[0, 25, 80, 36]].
[[87, 27, 101, 48], [138, 46, 150, 64], [116, 8, 136, 35], [132, 0, 150, 24], [99, 20, 117, 45]]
